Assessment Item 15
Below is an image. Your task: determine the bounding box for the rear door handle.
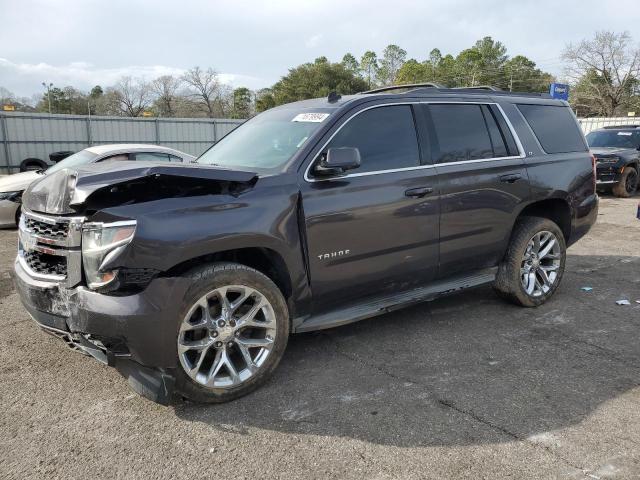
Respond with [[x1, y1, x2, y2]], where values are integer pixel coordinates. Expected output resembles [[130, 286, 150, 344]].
[[405, 186, 433, 198], [499, 173, 522, 183]]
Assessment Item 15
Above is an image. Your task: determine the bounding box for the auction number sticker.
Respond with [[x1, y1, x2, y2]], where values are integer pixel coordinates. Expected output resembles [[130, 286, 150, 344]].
[[292, 113, 330, 122], [617, 132, 632, 136]]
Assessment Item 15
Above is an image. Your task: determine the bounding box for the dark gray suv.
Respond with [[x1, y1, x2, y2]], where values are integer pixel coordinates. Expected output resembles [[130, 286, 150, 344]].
[[13, 85, 598, 404]]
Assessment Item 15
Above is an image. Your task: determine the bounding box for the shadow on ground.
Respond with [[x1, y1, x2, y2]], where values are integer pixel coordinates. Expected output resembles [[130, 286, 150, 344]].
[[175, 253, 640, 448]]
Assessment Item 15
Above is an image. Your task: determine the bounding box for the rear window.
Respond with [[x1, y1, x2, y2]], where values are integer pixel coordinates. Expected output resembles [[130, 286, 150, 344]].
[[517, 104, 587, 154]]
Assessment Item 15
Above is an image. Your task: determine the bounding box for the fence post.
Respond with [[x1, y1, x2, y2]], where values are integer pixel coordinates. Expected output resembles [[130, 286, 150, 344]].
[[86, 116, 92, 146], [0, 114, 11, 172], [213, 120, 218, 144], [155, 119, 160, 145]]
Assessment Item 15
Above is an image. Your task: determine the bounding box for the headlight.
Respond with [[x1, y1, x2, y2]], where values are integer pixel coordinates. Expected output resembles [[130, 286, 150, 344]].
[[0, 191, 20, 201], [82, 221, 136, 289]]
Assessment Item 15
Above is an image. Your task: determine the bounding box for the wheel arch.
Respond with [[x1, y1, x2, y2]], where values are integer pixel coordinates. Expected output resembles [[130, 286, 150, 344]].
[[163, 247, 293, 301], [513, 198, 572, 243]]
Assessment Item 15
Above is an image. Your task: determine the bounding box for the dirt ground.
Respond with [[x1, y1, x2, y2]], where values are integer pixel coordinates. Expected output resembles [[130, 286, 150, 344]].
[[0, 195, 639, 479]]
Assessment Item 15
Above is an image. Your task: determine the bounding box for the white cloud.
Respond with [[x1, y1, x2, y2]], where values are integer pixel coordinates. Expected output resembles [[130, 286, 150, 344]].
[[0, 58, 265, 96], [305, 34, 323, 48]]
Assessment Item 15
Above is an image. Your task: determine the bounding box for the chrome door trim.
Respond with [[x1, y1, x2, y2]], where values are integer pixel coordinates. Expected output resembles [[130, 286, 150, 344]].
[[303, 101, 527, 183]]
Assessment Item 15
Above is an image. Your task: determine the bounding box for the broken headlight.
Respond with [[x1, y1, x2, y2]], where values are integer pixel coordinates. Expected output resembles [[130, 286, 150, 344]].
[[82, 221, 136, 289]]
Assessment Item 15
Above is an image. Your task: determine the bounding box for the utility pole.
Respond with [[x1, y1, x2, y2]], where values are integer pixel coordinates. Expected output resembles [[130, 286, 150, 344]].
[[42, 82, 53, 114]]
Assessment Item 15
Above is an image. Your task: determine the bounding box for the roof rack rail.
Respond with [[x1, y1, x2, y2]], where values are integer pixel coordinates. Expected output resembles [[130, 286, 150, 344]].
[[452, 85, 503, 91], [602, 124, 639, 129], [360, 83, 445, 94]]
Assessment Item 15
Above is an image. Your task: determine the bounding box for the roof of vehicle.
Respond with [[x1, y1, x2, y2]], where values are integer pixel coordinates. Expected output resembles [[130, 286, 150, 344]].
[[273, 85, 564, 111], [85, 144, 195, 159], [599, 125, 640, 130]]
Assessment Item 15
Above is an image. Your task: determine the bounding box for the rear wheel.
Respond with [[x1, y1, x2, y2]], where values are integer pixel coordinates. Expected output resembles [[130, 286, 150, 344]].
[[494, 217, 566, 307], [175, 262, 289, 403], [613, 167, 638, 198], [14, 205, 21, 227]]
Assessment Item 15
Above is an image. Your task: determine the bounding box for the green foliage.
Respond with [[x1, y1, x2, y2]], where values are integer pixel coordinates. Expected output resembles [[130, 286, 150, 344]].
[[377, 44, 407, 86], [232, 87, 252, 119], [263, 57, 368, 109], [360, 51, 379, 89], [393, 37, 552, 92], [341, 53, 359, 74]]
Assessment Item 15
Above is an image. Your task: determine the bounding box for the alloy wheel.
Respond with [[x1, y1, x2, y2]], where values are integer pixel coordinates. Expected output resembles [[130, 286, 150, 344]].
[[520, 230, 562, 298], [178, 285, 277, 389]]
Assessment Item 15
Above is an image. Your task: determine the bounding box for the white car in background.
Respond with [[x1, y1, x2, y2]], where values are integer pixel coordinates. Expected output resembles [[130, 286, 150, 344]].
[[0, 144, 196, 228]]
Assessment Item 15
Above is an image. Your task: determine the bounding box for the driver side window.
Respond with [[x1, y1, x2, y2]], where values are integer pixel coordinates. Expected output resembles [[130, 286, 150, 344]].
[[325, 105, 420, 174]]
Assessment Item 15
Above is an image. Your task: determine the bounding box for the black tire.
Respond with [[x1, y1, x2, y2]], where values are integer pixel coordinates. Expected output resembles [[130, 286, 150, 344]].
[[612, 167, 638, 198], [174, 262, 290, 403], [494, 217, 567, 307], [14, 204, 21, 227], [19, 158, 47, 172]]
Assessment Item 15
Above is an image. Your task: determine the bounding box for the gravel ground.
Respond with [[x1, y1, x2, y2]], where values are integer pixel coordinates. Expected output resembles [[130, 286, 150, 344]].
[[1, 195, 639, 479]]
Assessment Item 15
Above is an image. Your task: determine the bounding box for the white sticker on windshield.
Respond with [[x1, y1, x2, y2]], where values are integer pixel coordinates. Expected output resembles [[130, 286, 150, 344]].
[[617, 132, 633, 136], [292, 113, 330, 123]]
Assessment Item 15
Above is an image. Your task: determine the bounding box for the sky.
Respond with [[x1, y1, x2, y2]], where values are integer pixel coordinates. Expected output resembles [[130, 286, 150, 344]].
[[1, 0, 639, 98]]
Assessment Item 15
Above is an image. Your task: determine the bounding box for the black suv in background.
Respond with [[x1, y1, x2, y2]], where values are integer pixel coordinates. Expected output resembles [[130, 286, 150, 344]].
[[14, 85, 598, 404], [587, 125, 640, 197]]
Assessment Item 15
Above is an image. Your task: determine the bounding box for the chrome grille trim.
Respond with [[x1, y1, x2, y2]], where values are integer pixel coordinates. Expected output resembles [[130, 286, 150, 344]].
[[18, 209, 84, 286]]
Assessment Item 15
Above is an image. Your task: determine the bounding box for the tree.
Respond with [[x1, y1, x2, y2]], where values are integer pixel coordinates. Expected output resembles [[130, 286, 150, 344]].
[[395, 59, 428, 84], [377, 44, 407, 85], [342, 53, 359, 74], [255, 88, 276, 112], [562, 31, 640, 116], [360, 51, 379, 89], [232, 87, 252, 118], [151, 75, 182, 117], [266, 57, 368, 107], [182, 66, 230, 117], [503, 55, 554, 93], [107, 77, 152, 117]]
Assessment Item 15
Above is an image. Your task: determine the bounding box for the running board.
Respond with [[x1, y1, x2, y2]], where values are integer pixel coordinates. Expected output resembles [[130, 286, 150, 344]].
[[294, 268, 497, 333]]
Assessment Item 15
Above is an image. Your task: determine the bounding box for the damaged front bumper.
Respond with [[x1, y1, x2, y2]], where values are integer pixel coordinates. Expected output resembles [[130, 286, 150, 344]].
[[12, 257, 193, 404]]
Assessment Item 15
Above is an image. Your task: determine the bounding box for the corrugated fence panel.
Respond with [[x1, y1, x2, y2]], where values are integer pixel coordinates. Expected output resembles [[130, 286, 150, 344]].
[[0, 112, 243, 173], [577, 117, 638, 134], [92, 118, 157, 143]]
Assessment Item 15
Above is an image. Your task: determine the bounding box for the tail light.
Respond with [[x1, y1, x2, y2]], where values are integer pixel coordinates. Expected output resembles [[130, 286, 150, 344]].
[[591, 154, 597, 190]]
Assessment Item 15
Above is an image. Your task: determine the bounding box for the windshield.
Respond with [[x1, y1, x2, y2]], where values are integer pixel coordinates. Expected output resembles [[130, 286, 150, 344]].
[[586, 130, 640, 149], [197, 107, 335, 170], [46, 150, 99, 175]]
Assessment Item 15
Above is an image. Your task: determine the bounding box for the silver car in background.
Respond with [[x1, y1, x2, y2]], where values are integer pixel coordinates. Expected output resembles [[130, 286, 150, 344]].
[[0, 144, 195, 228]]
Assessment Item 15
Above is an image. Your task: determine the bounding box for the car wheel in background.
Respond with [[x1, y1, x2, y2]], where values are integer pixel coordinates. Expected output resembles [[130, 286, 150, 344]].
[[19, 158, 47, 172], [613, 167, 638, 198], [494, 216, 567, 307]]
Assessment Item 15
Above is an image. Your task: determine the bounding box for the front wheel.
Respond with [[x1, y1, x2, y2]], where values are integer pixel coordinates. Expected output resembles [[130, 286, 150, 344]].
[[494, 217, 567, 307], [175, 262, 290, 403], [613, 167, 638, 198]]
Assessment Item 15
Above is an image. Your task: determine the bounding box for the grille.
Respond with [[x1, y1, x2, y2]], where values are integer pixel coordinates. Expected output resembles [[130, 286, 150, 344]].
[[25, 217, 69, 238], [23, 250, 67, 277]]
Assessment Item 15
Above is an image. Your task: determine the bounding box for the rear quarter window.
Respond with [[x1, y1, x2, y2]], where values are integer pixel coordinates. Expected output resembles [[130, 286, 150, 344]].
[[517, 104, 587, 154]]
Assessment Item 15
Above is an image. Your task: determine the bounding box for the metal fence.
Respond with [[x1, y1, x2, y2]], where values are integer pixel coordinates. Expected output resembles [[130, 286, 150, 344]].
[[577, 117, 638, 134], [0, 112, 244, 174]]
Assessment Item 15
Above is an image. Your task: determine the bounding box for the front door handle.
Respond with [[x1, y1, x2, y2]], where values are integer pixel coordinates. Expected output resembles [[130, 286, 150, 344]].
[[405, 186, 433, 198], [499, 173, 522, 183]]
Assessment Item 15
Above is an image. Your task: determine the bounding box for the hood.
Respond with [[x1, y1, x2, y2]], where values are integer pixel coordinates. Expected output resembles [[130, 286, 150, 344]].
[[23, 161, 258, 215], [0, 171, 41, 193], [590, 147, 635, 156]]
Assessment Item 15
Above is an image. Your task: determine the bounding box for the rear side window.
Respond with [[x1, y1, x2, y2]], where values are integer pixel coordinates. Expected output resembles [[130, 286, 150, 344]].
[[517, 104, 587, 154], [326, 105, 419, 173], [428, 104, 494, 163]]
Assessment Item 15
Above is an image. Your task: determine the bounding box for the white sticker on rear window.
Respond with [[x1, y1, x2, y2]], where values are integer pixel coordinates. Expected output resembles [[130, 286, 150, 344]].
[[292, 113, 330, 123], [617, 131, 633, 136]]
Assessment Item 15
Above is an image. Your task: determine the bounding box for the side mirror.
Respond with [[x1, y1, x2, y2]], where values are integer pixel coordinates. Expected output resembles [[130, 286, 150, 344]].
[[314, 147, 361, 176]]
